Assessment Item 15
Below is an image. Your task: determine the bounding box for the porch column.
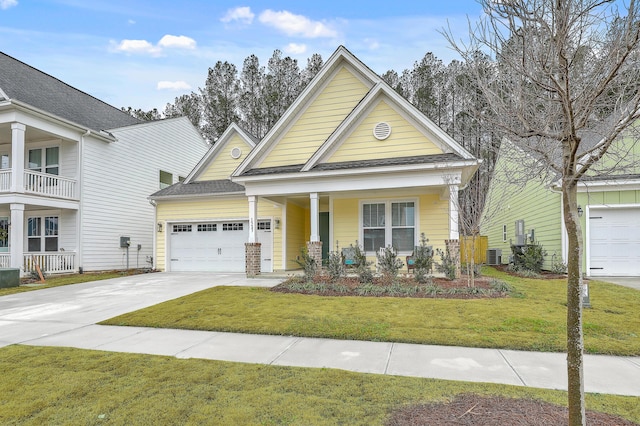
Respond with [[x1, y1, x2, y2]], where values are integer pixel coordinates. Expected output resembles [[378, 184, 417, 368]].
[[307, 193, 322, 267], [11, 123, 25, 193], [310, 193, 320, 242], [10, 203, 24, 270], [449, 185, 459, 240], [248, 196, 258, 243], [245, 196, 261, 276]]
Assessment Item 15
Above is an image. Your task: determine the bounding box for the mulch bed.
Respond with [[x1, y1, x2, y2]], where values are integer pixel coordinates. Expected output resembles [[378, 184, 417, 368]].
[[271, 274, 509, 299], [386, 394, 638, 425]]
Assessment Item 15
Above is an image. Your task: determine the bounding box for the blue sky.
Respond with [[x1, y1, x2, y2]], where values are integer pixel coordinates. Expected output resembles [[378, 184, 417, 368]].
[[0, 0, 483, 111]]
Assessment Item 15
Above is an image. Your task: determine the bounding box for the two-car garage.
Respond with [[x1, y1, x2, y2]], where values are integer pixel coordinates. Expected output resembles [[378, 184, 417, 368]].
[[168, 220, 273, 272], [588, 206, 640, 276]]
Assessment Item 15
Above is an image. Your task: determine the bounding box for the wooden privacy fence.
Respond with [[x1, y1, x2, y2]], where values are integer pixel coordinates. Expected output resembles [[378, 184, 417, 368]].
[[460, 236, 488, 265]]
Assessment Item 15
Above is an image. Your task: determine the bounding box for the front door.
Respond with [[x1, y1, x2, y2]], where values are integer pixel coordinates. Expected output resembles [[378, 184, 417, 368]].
[[320, 212, 329, 265]]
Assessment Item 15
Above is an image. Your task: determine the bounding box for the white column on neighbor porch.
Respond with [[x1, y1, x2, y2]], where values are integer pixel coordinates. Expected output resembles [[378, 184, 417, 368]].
[[310, 192, 320, 242], [10, 123, 25, 193], [449, 185, 459, 240], [248, 196, 258, 243], [10, 203, 24, 269]]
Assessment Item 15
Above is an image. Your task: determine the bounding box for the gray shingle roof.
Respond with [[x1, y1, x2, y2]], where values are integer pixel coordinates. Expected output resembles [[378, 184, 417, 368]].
[[240, 153, 465, 176], [150, 180, 245, 198], [0, 52, 141, 131]]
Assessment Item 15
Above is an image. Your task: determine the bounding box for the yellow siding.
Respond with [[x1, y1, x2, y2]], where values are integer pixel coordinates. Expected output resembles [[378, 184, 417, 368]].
[[327, 100, 443, 163], [198, 134, 250, 180], [333, 198, 359, 248], [286, 202, 308, 269], [332, 193, 450, 270], [259, 66, 370, 168], [418, 193, 449, 251], [155, 197, 282, 271]]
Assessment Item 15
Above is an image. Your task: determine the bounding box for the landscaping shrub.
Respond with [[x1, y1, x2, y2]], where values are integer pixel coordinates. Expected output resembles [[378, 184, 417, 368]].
[[350, 243, 374, 284], [436, 246, 457, 280], [294, 247, 317, 282], [326, 246, 345, 282], [413, 234, 434, 284], [510, 242, 546, 274], [376, 246, 404, 282]]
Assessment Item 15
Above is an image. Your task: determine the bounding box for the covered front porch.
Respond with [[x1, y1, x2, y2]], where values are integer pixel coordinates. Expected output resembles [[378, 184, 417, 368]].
[[244, 185, 462, 275], [0, 203, 78, 275]]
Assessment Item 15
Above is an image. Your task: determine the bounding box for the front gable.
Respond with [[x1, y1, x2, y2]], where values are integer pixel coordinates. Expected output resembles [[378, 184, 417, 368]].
[[235, 46, 381, 175], [255, 65, 372, 168], [185, 123, 255, 183]]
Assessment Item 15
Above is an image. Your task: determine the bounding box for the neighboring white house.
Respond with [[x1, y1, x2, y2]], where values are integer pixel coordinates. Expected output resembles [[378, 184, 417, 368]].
[[0, 52, 208, 274]]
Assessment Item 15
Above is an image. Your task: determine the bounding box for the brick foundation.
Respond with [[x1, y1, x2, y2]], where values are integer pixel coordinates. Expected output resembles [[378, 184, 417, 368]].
[[445, 239, 461, 279], [245, 242, 261, 276], [307, 241, 323, 269]]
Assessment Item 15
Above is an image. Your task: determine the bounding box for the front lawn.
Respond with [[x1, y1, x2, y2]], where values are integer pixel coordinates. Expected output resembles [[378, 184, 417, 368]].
[[102, 268, 640, 355], [0, 345, 637, 425]]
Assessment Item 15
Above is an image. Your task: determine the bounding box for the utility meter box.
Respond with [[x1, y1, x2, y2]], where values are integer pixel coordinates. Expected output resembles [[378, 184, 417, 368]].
[[120, 236, 131, 248]]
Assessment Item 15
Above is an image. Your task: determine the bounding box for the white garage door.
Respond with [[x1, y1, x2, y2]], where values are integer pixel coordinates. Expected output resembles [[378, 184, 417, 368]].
[[170, 222, 248, 272], [589, 207, 640, 276], [169, 221, 273, 272]]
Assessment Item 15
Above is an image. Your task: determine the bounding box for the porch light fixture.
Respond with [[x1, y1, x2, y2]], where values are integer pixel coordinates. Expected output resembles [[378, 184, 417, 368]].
[[157, 222, 163, 232], [274, 218, 281, 229], [577, 206, 583, 217]]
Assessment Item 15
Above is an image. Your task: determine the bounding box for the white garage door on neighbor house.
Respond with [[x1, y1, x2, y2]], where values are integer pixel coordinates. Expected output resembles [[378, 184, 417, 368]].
[[588, 206, 640, 276], [169, 221, 272, 273]]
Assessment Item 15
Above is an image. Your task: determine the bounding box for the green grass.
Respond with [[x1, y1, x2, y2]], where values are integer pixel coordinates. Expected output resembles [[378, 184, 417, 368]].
[[102, 268, 640, 355], [0, 345, 638, 425], [0, 271, 138, 296]]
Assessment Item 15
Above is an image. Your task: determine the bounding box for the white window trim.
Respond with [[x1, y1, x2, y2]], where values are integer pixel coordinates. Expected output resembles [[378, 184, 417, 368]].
[[27, 145, 60, 175], [359, 198, 419, 255], [26, 214, 59, 252]]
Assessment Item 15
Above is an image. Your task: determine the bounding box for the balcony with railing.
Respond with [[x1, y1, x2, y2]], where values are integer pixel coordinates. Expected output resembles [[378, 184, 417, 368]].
[[0, 170, 78, 200]]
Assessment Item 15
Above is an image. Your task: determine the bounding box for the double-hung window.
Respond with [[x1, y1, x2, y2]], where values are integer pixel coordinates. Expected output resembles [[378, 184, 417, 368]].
[[362, 201, 416, 253], [27, 216, 58, 252]]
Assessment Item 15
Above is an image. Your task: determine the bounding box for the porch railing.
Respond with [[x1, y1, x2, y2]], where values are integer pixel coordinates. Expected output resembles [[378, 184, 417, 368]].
[[0, 170, 10, 192], [24, 170, 77, 200], [23, 252, 76, 274], [0, 254, 9, 268]]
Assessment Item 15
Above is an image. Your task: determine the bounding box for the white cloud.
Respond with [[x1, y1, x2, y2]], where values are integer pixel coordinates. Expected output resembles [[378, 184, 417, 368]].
[[221, 6, 254, 25], [158, 35, 196, 49], [113, 34, 196, 56], [127, 19, 136, 25], [114, 39, 161, 56], [157, 81, 192, 91], [0, 0, 17, 10], [284, 43, 307, 54], [259, 10, 337, 38]]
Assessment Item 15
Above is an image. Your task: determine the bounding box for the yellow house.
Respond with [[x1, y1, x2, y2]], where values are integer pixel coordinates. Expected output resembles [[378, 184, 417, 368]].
[[150, 46, 479, 274]]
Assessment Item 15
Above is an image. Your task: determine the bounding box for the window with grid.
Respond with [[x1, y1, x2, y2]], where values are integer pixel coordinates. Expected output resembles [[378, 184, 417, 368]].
[[28, 147, 59, 175], [362, 201, 415, 252], [257, 221, 271, 230], [172, 224, 192, 233], [197, 224, 217, 232], [223, 222, 244, 231]]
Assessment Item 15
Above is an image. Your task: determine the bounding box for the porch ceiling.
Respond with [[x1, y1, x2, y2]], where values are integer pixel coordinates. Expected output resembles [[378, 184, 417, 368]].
[[0, 122, 63, 145]]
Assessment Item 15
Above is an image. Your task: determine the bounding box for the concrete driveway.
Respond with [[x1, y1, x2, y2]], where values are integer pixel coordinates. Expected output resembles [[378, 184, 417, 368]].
[[595, 277, 640, 291], [0, 272, 282, 348]]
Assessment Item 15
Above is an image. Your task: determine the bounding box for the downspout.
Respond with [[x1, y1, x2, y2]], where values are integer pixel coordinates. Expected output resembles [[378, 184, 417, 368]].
[[77, 129, 89, 273], [149, 199, 157, 270]]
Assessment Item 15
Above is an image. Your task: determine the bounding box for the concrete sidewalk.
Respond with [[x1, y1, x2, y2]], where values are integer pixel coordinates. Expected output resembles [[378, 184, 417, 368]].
[[1, 271, 639, 397], [19, 324, 640, 397]]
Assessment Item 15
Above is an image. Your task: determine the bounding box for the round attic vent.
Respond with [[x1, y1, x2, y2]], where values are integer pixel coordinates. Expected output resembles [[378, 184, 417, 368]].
[[373, 122, 391, 140], [230, 147, 242, 159]]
